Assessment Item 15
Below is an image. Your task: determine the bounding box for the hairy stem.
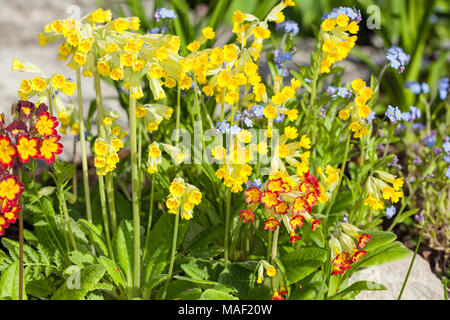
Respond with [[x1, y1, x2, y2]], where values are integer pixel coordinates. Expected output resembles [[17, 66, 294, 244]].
[[128, 95, 141, 297], [224, 189, 232, 269], [76, 68, 93, 226], [161, 208, 180, 300]]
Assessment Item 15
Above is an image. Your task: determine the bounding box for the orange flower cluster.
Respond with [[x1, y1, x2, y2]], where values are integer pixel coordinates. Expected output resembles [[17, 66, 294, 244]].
[[240, 171, 327, 243], [0, 175, 24, 236], [330, 232, 371, 275]]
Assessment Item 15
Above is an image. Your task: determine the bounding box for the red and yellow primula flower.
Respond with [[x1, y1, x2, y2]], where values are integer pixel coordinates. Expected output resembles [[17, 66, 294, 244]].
[[35, 112, 58, 137], [39, 135, 63, 164], [0, 135, 18, 169], [16, 136, 40, 163], [0, 175, 24, 202]]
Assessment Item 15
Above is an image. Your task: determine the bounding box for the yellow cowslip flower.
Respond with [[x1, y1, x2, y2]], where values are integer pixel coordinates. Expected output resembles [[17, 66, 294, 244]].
[[286, 109, 299, 121], [351, 78, 366, 92], [111, 138, 123, 152], [275, 12, 285, 23], [11, 59, 24, 71], [97, 60, 111, 77], [94, 140, 108, 156], [120, 53, 135, 67], [110, 68, 123, 81], [105, 43, 120, 54], [364, 194, 384, 211], [70, 123, 80, 134], [113, 18, 129, 33], [136, 105, 147, 118], [51, 74, 66, 89], [266, 266, 277, 277], [170, 179, 186, 197], [263, 105, 277, 119], [223, 44, 238, 62], [166, 197, 181, 214], [91, 8, 112, 23], [187, 40, 200, 52], [321, 19, 336, 32], [129, 17, 140, 30], [284, 0, 295, 6], [67, 32, 81, 47], [336, 14, 349, 27], [357, 105, 371, 118], [253, 26, 271, 39], [284, 126, 298, 140], [201, 27, 215, 40], [339, 109, 350, 120], [232, 10, 245, 25], [73, 52, 87, 66], [62, 82, 76, 96], [79, 38, 93, 53], [298, 135, 311, 149], [149, 65, 164, 79], [20, 79, 32, 94], [31, 77, 47, 92], [348, 21, 359, 34], [155, 47, 169, 62]]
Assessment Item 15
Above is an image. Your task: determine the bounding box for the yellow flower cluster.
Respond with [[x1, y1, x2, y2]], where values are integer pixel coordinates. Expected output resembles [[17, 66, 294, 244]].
[[136, 104, 173, 133], [364, 171, 404, 210], [320, 14, 359, 73], [93, 113, 127, 175], [147, 142, 162, 174], [57, 103, 79, 135], [338, 78, 374, 139], [14, 67, 76, 102], [166, 177, 202, 220]]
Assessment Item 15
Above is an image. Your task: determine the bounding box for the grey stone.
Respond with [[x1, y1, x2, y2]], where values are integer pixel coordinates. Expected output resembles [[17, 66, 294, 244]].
[[349, 250, 445, 300]]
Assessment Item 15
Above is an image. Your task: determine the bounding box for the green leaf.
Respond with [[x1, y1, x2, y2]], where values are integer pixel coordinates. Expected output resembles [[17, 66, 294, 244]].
[[200, 289, 238, 300], [78, 219, 108, 256], [173, 276, 218, 286], [180, 262, 209, 280], [218, 264, 256, 299], [359, 242, 411, 268], [113, 220, 134, 290], [330, 281, 386, 300], [395, 208, 419, 225], [0, 261, 26, 300], [362, 230, 397, 252], [69, 251, 96, 268], [99, 256, 127, 291], [281, 247, 327, 285], [51, 265, 106, 300]]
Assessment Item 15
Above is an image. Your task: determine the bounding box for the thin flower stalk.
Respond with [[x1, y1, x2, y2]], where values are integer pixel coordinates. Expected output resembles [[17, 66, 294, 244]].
[[128, 95, 141, 297], [76, 68, 93, 225]]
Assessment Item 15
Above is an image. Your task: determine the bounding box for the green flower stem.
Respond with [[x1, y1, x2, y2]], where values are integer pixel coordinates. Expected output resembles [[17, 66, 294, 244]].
[[266, 229, 272, 262], [93, 72, 118, 236], [175, 85, 181, 142], [47, 89, 54, 116], [76, 68, 93, 226], [17, 162, 23, 300], [201, 100, 214, 129], [137, 120, 143, 207], [270, 228, 279, 265], [143, 174, 156, 261], [161, 208, 180, 300], [106, 174, 117, 233], [220, 89, 227, 122], [323, 132, 351, 228], [398, 219, 427, 300], [61, 195, 78, 251], [98, 176, 114, 260], [128, 94, 141, 298], [93, 71, 114, 260], [224, 188, 232, 269], [383, 125, 393, 159], [72, 136, 77, 203]]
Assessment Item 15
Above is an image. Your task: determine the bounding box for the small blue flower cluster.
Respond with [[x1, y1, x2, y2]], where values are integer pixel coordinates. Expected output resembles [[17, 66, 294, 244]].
[[275, 20, 299, 35], [386, 46, 410, 73], [386, 105, 421, 124], [385, 105, 402, 123], [274, 49, 293, 77], [405, 81, 429, 95], [443, 137, 450, 164], [215, 105, 266, 134], [246, 178, 263, 189], [322, 7, 362, 22], [401, 106, 421, 122], [327, 86, 353, 99], [438, 78, 449, 100], [154, 8, 178, 22], [147, 26, 168, 34], [421, 131, 436, 148], [386, 206, 396, 219]]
